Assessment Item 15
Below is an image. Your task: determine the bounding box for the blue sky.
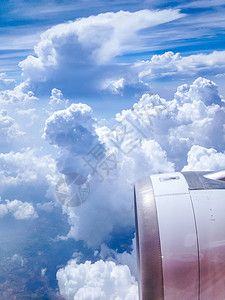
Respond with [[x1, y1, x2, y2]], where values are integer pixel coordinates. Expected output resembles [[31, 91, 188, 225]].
[[0, 1, 225, 299]]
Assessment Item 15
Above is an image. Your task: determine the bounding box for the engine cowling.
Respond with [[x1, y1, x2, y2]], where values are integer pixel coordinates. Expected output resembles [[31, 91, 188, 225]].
[[134, 171, 225, 300]]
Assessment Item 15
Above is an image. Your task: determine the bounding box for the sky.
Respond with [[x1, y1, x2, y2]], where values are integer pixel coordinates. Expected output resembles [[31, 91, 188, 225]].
[[0, 0, 225, 299]]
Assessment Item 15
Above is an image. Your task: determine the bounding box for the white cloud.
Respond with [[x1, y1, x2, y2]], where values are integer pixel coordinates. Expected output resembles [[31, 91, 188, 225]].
[[183, 145, 225, 171], [49, 88, 69, 111], [0, 109, 24, 151], [0, 73, 15, 90], [43, 103, 97, 156], [0, 82, 42, 140], [57, 259, 138, 300], [0, 203, 8, 218], [116, 77, 225, 168], [44, 101, 174, 247], [180, 0, 225, 8], [0, 80, 37, 104], [37, 201, 55, 213], [0, 198, 38, 220], [18, 9, 183, 95], [0, 148, 56, 187], [0, 109, 24, 139], [135, 50, 225, 80], [22, 9, 182, 65], [174, 76, 223, 105], [101, 49, 225, 99], [109, 76, 224, 167], [165, 77, 225, 163], [102, 78, 125, 95]]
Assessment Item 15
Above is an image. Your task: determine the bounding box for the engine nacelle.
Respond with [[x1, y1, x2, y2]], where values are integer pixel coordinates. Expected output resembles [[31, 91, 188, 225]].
[[134, 171, 225, 300]]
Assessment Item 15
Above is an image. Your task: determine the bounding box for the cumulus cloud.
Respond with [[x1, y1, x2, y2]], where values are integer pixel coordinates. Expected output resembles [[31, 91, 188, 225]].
[[183, 145, 225, 171], [43, 103, 97, 155], [0, 109, 24, 151], [57, 259, 138, 300], [115, 77, 225, 169], [165, 77, 225, 164], [19, 9, 183, 96], [0, 198, 38, 219], [0, 109, 24, 138], [0, 80, 37, 104], [0, 73, 15, 90], [135, 50, 225, 80], [174, 76, 223, 105], [102, 77, 225, 169], [49, 88, 69, 111], [102, 78, 125, 95], [44, 101, 173, 247], [0, 148, 56, 187]]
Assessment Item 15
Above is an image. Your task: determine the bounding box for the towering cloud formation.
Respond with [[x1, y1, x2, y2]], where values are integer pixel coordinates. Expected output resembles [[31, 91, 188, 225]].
[[16, 9, 225, 98], [43, 100, 173, 248], [19, 9, 183, 95]]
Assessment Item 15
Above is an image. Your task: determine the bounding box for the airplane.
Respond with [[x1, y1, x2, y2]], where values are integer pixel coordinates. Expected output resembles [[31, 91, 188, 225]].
[[134, 170, 225, 300]]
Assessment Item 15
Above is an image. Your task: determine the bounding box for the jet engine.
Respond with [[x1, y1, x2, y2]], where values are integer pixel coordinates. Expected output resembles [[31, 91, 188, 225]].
[[134, 171, 225, 300]]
